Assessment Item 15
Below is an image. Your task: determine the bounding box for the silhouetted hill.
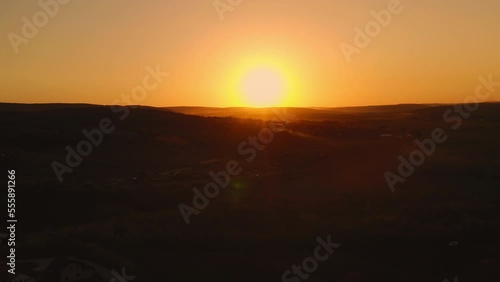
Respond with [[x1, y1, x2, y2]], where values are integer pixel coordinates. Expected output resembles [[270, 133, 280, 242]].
[[0, 103, 99, 112], [166, 103, 500, 122], [1, 102, 500, 281]]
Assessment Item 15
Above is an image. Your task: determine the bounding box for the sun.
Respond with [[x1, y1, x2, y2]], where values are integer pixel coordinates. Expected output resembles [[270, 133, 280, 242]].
[[241, 67, 285, 107], [220, 53, 303, 107]]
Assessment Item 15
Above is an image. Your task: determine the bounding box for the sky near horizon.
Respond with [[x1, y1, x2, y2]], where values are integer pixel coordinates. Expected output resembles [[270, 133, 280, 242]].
[[1, 0, 499, 107]]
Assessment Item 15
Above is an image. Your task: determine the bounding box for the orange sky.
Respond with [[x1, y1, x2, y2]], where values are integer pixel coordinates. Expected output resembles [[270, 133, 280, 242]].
[[1, 0, 499, 107]]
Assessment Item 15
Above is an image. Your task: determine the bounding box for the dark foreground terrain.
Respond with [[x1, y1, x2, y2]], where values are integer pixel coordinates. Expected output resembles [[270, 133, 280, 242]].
[[1, 103, 500, 282]]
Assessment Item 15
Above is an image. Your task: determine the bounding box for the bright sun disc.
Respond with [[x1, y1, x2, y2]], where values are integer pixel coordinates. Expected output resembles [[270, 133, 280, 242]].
[[241, 68, 284, 107]]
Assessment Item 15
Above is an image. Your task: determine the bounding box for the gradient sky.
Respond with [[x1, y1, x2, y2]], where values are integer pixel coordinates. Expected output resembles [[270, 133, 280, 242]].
[[1, 0, 499, 107]]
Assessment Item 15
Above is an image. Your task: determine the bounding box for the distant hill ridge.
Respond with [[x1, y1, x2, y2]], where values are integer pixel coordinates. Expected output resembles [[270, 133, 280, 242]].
[[1, 102, 500, 121]]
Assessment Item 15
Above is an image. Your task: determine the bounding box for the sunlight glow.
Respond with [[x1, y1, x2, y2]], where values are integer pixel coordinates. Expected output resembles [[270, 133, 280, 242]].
[[219, 51, 305, 108], [241, 68, 284, 107]]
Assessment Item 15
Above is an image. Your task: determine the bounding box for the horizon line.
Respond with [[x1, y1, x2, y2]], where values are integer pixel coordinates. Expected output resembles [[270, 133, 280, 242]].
[[1, 101, 499, 110]]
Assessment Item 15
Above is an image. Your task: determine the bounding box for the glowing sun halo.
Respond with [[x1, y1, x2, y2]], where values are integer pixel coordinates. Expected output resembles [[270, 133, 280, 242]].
[[241, 68, 285, 107]]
